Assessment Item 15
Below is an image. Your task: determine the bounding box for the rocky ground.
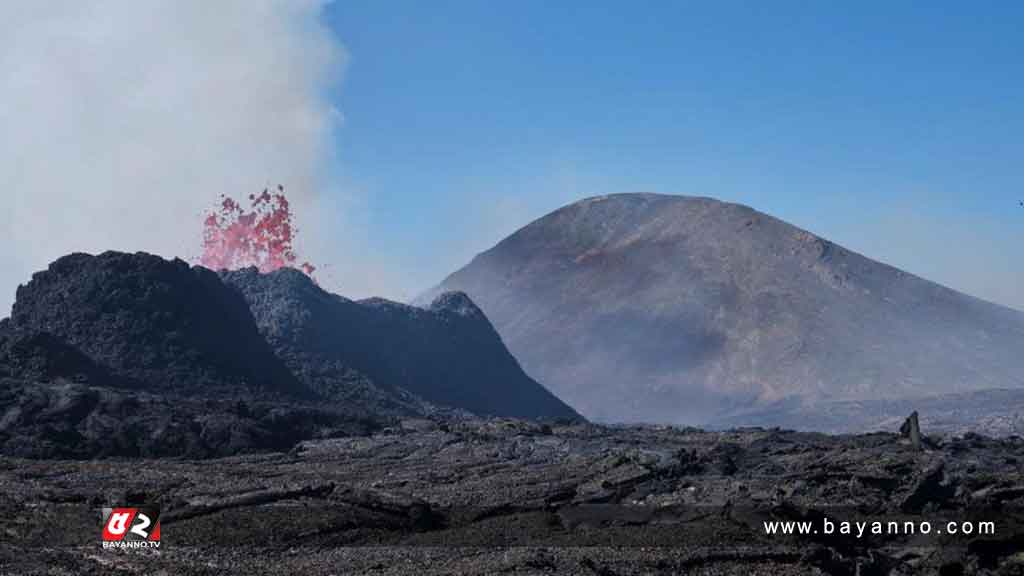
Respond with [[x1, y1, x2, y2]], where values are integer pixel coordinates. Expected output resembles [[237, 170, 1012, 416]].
[[2, 419, 1024, 575], [713, 389, 1024, 437]]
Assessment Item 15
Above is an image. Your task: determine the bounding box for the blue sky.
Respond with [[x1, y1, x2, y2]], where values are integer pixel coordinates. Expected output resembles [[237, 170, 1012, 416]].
[[1, 2, 1021, 313], [321, 1, 1023, 309]]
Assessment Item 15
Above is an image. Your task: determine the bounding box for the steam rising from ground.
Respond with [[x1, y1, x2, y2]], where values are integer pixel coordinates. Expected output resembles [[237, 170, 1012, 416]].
[[0, 1, 345, 315]]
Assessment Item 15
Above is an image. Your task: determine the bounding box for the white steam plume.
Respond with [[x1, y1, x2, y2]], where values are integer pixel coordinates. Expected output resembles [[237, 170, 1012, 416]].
[[0, 1, 345, 314]]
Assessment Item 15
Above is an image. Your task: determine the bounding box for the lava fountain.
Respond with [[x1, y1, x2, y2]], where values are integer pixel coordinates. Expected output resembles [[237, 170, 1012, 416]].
[[199, 186, 316, 276]]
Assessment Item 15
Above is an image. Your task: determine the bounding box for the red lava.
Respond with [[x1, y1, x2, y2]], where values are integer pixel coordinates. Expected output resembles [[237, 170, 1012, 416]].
[[200, 185, 316, 277]]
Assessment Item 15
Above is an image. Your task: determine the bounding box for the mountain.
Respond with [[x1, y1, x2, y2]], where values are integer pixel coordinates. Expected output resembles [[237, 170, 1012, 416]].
[[0, 252, 368, 457], [0, 251, 576, 458], [421, 193, 1024, 431], [9, 252, 303, 399], [221, 267, 579, 420]]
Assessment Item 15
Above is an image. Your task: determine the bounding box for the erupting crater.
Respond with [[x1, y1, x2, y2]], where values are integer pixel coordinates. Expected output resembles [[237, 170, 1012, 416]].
[[199, 185, 315, 276]]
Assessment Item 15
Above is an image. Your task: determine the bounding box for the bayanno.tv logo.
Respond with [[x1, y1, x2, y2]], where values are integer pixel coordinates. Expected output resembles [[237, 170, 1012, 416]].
[[101, 507, 161, 549]]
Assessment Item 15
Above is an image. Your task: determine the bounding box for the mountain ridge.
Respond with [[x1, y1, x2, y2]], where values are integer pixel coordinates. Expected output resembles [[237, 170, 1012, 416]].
[[221, 267, 579, 421]]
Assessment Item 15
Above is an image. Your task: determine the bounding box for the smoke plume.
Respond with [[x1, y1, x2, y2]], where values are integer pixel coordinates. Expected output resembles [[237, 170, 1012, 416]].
[[0, 1, 345, 315]]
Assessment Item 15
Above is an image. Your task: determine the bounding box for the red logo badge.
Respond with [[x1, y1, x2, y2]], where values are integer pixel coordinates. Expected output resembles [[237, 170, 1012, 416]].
[[101, 507, 161, 548]]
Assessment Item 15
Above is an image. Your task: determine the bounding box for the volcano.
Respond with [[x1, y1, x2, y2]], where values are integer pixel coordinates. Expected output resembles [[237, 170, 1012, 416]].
[[421, 193, 1024, 432], [0, 251, 577, 458]]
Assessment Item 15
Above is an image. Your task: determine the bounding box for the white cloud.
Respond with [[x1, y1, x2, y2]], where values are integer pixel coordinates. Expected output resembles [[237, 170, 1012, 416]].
[[0, 1, 346, 314]]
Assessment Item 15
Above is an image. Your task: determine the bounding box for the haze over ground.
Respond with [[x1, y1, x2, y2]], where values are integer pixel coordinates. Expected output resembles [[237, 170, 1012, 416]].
[[2, 1, 1022, 313]]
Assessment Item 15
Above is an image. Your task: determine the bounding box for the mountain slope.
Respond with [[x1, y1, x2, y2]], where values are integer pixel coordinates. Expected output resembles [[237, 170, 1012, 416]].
[[422, 193, 1024, 429], [222, 268, 579, 420]]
